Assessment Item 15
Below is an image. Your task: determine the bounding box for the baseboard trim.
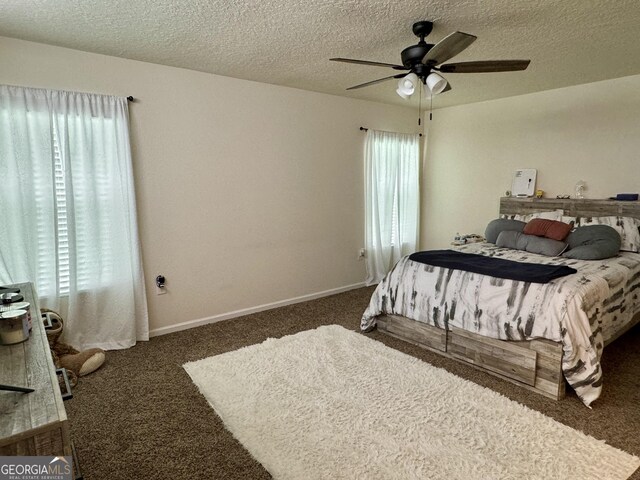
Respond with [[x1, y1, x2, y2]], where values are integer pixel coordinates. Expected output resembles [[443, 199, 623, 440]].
[[149, 282, 366, 337]]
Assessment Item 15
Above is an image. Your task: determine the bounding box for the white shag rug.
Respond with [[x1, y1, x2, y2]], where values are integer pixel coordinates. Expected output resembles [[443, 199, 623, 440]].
[[183, 325, 639, 480]]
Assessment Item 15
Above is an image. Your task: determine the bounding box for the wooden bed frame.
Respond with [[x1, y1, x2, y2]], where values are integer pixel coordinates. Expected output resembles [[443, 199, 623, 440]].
[[375, 197, 640, 400]]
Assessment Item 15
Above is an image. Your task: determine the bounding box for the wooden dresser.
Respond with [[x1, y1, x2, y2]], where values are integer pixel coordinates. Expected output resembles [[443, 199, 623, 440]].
[[0, 282, 72, 457]]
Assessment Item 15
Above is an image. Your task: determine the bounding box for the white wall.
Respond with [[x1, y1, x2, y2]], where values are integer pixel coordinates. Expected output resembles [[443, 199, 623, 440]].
[[422, 74, 640, 249], [0, 36, 416, 334]]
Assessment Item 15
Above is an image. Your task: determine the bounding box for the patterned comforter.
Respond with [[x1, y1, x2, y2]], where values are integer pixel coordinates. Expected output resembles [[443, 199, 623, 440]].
[[361, 243, 640, 406]]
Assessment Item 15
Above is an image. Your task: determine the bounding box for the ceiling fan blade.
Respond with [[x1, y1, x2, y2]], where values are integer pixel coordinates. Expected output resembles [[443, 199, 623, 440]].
[[438, 60, 531, 73], [422, 31, 477, 66], [346, 74, 406, 91], [330, 58, 408, 70]]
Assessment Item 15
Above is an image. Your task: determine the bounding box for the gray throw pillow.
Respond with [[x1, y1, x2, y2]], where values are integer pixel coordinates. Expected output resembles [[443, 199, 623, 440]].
[[485, 219, 526, 244], [496, 230, 529, 251], [576, 216, 639, 252], [496, 230, 568, 257], [562, 225, 621, 260]]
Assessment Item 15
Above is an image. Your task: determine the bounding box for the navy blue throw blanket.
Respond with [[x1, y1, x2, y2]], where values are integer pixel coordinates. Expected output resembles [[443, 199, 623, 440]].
[[408, 250, 577, 284]]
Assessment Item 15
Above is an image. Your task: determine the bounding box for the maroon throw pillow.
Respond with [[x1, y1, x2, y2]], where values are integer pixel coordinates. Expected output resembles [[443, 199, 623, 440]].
[[523, 218, 573, 241]]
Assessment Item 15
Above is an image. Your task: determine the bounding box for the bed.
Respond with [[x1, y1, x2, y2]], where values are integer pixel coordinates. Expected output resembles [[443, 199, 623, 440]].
[[361, 197, 640, 406]]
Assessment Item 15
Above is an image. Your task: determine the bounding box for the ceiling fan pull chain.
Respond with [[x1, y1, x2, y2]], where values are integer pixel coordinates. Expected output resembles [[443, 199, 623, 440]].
[[418, 82, 422, 126], [430, 94, 433, 121]]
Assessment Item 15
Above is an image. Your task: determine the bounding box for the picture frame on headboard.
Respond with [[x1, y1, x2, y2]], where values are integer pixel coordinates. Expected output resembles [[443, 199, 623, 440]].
[[511, 169, 537, 197]]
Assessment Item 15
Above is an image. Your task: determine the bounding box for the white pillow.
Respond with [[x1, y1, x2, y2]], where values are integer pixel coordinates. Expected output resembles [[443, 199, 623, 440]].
[[577, 216, 640, 252], [561, 215, 578, 226], [501, 209, 564, 223]]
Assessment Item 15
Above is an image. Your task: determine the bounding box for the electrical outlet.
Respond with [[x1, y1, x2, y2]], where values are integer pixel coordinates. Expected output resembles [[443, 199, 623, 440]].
[[155, 274, 166, 295], [358, 248, 366, 259]]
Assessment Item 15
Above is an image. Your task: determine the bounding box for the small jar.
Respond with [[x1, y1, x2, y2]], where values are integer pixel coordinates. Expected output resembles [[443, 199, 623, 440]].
[[4, 301, 32, 331], [0, 309, 30, 345]]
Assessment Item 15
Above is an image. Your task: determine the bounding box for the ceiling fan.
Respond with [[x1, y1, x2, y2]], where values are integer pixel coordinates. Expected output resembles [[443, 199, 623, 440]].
[[330, 21, 530, 98]]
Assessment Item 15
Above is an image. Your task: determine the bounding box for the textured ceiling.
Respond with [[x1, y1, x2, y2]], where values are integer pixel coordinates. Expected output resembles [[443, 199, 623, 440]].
[[1, 1, 640, 108]]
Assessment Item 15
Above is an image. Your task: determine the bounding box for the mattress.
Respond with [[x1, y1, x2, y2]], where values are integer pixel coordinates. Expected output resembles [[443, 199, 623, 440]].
[[361, 242, 640, 406]]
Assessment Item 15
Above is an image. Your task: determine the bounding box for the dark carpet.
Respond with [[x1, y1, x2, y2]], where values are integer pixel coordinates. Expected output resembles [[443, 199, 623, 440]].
[[67, 287, 640, 479]]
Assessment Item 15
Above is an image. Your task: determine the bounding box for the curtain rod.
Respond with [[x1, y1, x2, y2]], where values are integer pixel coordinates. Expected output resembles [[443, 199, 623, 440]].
[[127, 96, 134, 102], [360, 126, 422, 137]]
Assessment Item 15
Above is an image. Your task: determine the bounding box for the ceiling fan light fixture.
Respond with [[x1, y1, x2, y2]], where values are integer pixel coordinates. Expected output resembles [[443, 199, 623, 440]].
[[396, 87, 410, 99], [426, 72, 447, 95], [396, 73, 419, 98]]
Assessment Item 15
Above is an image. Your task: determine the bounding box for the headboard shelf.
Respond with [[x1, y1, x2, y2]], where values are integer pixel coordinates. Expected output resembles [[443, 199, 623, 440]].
[[500, 197, 640, 220]]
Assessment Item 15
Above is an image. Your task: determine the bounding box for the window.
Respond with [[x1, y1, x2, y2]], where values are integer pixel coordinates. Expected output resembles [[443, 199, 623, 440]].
[[0, 85, 148, 349], [364, 129, 420, 285], [53, 126, 71, 295]]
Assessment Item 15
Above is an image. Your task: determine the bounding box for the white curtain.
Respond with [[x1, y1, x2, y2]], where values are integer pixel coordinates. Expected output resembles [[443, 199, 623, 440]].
[[0, 85, 148, 350], [364, 129, 420, 285]]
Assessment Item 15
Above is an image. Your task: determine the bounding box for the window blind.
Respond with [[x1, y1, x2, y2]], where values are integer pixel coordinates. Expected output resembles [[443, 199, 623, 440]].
[[53, 126, 71, 295]]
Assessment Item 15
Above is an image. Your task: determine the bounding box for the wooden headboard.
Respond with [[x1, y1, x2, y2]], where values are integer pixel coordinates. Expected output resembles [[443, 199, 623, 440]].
[[500, 197, 640, 220]]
